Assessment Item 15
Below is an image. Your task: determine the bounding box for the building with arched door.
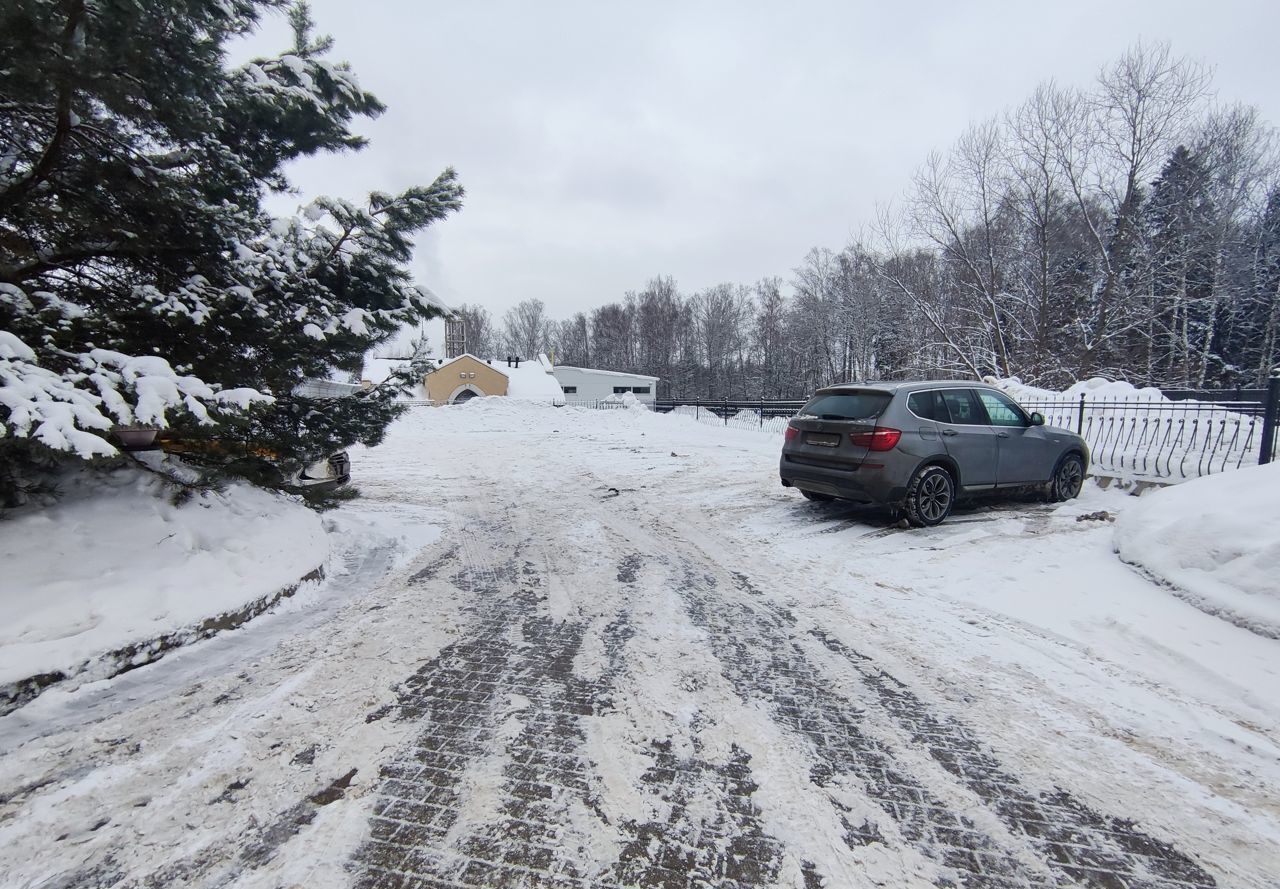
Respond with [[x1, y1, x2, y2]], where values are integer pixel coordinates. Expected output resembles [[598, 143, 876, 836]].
[[422, 354, 517, 403], [377, 353, 564, 404]]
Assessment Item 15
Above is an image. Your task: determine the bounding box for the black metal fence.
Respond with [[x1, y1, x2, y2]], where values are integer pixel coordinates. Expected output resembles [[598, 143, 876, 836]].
[[651, 375, 1280, 481], [1018, 393, 1273, 479]]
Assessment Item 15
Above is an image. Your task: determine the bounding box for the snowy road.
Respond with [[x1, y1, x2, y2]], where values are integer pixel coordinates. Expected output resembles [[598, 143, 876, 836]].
[[2, 401, 1277, 888]]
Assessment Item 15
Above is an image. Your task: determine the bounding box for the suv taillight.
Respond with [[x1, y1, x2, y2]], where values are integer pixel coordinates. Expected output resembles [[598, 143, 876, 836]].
[[784, 425, 800, 441], [850, 428, 901, 451]]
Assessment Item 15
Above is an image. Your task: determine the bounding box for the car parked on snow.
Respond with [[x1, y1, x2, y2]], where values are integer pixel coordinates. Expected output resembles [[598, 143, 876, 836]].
[[156, 433, 351, 494], [779, 381, 1088, 526]]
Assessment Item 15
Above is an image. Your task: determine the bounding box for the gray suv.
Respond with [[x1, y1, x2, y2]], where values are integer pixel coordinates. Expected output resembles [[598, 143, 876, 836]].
[[779, 381, 1088, 526]]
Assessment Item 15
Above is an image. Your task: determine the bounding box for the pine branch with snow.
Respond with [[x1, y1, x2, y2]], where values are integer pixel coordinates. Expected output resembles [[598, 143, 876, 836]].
[[0, 0, 463, 499]]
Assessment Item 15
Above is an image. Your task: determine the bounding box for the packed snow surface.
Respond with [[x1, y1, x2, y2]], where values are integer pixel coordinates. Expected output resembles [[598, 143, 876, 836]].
[[1116, 461, 1280, 637], [1, 397, 1276, 888], [0, 469, 327, 688]]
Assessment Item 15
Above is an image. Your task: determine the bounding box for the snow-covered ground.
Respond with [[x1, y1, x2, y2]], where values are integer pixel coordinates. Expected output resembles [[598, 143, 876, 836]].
[[0, 469, 327, 703], [1, 400, 1276, 888]]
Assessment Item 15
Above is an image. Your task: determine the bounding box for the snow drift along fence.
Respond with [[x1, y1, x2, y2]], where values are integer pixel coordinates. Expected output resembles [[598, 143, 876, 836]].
[[1017, 394, 1271, 480], [656, 399, 804, 436], [651, 384, 1280, 482]]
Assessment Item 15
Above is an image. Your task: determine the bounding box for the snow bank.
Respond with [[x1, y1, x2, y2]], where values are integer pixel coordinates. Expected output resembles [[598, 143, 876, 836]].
[[669, 404, 790, 435], [0, 470, 327, 691], [1115, 462, 1280, 637], [994, 375, 1168, 404], [600, 392, 650, 411]]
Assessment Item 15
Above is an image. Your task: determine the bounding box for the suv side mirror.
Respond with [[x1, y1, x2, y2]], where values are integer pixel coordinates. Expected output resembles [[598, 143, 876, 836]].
[[1029, 412, 1045, 426]]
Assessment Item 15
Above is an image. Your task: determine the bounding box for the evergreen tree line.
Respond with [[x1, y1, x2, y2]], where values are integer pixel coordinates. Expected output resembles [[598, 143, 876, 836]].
[[463, 44, 1280, 400]]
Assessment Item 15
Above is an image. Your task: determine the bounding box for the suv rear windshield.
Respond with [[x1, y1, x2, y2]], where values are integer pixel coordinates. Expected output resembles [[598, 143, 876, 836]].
[[799, 390, 892, 421]]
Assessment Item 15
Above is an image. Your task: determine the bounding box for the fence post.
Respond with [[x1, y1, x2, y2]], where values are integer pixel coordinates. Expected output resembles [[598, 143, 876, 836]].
[[695, 398, 700, 420], [1260, 366, 1280, 465], [760, 396, 764, 428], [723, 397, 728, 426], [1077, 393, 1086, 435]]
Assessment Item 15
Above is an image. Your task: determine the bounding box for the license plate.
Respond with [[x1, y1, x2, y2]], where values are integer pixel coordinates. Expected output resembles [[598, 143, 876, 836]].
[[805, 432, 840, 448]]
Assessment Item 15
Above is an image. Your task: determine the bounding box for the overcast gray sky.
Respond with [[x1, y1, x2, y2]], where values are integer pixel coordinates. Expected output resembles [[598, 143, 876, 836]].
[[235, 0, 1280, 326]]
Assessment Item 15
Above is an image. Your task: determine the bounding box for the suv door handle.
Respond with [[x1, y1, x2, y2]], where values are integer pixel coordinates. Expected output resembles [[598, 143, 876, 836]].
[[996, 431, 1009, 438], [941, 429, 958, 437]]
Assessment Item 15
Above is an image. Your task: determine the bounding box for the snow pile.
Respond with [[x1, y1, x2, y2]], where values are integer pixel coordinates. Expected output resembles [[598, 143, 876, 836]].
[[1115, 462, 1280, 637], [0, 470, 327, 691], [600, 392, 650, 411], [504, 354, 564, 402], [668, 404, 789, 435], [993, 375, 1168, 404], [415, 397, 602, 433]]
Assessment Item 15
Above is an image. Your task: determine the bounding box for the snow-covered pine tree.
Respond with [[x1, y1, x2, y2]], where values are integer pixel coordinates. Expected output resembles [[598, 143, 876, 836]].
[[0, 0, 462, 502]]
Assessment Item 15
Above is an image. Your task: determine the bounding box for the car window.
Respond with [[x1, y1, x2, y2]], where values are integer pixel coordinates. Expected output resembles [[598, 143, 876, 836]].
[[907, 390, 949, 422], [976, 390, 1028, 427], [799, 390, 892, 420], [938, 389, 984, 425]]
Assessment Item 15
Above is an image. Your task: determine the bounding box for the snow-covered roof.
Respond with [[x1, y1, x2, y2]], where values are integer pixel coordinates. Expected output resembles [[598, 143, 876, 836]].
[[429, 353, 508, 378], [505, 354, 563, 400], [553, 365, 659, 382], [361, 356, 412, 385], [294, 378, 364, 398]]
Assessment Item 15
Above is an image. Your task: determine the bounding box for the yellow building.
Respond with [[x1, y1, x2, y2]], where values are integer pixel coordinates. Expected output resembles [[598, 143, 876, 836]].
[[423, 354, 512, 404], [361, 353, 565, 404]]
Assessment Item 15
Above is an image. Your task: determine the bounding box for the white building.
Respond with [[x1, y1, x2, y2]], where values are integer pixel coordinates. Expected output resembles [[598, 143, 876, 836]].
[[551, 366, 659, 405]]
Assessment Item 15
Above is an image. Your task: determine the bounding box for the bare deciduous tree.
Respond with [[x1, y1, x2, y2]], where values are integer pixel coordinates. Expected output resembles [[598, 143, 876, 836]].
[[452, 303, 496, 358], [476, 44, 1277, 398], [501, 299, 552, 359]]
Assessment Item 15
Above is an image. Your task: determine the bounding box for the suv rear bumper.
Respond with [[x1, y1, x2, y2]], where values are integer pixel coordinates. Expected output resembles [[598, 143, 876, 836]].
[[779, 455, 904, 504]]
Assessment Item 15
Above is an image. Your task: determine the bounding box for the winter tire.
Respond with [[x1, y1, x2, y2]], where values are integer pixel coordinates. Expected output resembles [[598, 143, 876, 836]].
[[801, 489, 834, 503], [905, 465, 954, 527], [1049, 453, 1085, 502]]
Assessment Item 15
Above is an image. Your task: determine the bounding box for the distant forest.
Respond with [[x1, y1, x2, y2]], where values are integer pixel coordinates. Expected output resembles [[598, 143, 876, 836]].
[[458, 44, 1280, 400]]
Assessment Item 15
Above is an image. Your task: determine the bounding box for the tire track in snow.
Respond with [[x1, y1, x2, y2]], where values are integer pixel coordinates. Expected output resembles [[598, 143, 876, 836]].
[[351, 496, 629, 887], [612, 739, 787, 888], [659, 523, 1216, 888], [353, 512, 793, 888], [603, 552, 789, 888], [351, 441, 1216, 888], [673, 560, 1043, 888], [809, 628, 1218, 889]]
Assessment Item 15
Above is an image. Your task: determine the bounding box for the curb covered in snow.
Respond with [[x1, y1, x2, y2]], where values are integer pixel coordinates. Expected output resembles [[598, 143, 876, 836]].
[[0, 563, 326, 717]]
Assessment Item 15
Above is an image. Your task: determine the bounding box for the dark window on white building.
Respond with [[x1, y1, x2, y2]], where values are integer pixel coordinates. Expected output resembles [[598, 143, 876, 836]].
[[562, 386, 577, 394], [632, 386, 651, 394], [613, 386, 631, 394]]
